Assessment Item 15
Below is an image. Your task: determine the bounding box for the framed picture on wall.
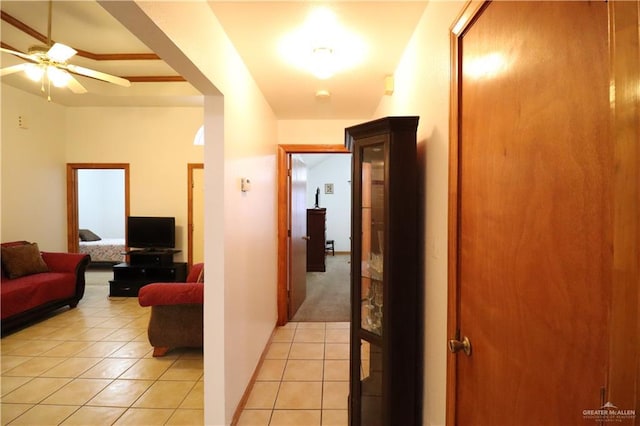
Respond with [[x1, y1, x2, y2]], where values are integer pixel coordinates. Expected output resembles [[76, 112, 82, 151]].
[[324, 183, 334, 194]]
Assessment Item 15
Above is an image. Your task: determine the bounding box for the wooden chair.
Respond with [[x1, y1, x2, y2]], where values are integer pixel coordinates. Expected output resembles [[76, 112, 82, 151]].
[[325, 239, 335, 256]]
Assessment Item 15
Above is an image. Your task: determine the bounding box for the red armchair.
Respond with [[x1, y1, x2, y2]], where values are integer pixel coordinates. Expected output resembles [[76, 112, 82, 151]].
[[138, 263, 203, 357]]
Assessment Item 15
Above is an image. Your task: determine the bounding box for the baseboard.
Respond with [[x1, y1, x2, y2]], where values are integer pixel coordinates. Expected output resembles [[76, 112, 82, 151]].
[[230, 325, 278, 426]]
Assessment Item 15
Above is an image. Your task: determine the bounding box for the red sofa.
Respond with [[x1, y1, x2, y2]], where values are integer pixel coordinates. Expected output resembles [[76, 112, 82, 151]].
[[138, 263, 203, 356], [1, 241, 90, 335]]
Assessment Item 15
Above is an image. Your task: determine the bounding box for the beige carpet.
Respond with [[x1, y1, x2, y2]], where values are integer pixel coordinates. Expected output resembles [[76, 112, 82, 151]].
[[291, 254, 351, 322]]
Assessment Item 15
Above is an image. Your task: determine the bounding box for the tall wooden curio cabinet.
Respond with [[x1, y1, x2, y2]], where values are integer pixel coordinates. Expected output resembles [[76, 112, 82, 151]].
[[346, 117, 421, 426]]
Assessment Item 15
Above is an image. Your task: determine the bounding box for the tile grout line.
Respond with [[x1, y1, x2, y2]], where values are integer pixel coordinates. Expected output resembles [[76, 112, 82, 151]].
[[267, 321, 296, 425], [1, 284, 203, 426]]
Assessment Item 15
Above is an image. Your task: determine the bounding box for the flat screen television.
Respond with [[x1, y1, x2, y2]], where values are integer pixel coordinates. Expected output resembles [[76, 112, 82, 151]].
[[127, 216, 175, 250]]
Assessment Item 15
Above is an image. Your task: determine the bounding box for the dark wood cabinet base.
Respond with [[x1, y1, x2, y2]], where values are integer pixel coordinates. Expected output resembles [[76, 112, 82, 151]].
[[109, 262, 187, 297]]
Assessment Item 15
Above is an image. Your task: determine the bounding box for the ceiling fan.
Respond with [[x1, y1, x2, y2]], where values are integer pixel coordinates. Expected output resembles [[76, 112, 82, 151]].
[[0, 0, 130, 100]]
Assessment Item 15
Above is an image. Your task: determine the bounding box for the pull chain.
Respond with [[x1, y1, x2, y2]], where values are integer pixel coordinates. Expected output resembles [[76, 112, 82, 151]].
[[47, 0, 53, 47]]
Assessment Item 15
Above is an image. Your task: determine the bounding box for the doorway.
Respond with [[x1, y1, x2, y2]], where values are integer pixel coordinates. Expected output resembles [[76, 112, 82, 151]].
[[66, 163, 130, 256], [187, 163, 204, 269], [277, 144, 350, 325], [290, 153, 352, 322]]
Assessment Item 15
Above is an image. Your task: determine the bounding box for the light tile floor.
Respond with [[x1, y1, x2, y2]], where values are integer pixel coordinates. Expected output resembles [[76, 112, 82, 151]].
[[236, 322, 350, 426], [1, 280, 203, 426], [1, 272, 350, 426]]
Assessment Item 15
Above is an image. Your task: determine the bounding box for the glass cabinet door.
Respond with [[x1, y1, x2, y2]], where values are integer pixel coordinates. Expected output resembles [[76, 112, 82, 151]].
[[360, 143, 385, 336], [358, 142, 385, 426]]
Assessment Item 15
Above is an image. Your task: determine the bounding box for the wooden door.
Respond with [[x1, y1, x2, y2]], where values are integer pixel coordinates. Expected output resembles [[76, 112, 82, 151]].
[[188, 163, 204, 267], [448, 2, 613, 424], [192, 166, 204, 264], [289, 154, 308, 318]]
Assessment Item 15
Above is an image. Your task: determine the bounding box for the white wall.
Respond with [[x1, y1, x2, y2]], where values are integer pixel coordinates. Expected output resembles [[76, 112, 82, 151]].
[[130, 3, 279, 424], [1, 83, 203, 257], [372, 2, 465, 425], [305, 154, 352, 252], [78, 169, 125, 239], [278, 119, 364, 145], [1, 84, 68, 251]]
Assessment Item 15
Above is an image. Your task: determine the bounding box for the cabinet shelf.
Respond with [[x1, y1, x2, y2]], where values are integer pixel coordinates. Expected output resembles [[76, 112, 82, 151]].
[[356, 329, 383, 346]]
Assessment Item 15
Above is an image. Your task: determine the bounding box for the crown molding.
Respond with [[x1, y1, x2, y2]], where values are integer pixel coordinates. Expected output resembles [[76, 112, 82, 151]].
[[1, 10, 186, 82]]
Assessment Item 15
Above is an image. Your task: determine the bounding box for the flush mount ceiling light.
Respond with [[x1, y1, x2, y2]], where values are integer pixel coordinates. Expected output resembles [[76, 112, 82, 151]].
[[310, 47, 335, 80], [279, 7, 367, 80]]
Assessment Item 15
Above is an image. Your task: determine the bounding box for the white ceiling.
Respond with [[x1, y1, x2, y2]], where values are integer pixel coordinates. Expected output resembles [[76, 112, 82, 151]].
[[0, 1, 427, 119], [0, 1, 202, 107]]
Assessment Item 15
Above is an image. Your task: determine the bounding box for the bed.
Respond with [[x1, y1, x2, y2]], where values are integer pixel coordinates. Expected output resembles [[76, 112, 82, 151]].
[[78, 230, 125, 264]]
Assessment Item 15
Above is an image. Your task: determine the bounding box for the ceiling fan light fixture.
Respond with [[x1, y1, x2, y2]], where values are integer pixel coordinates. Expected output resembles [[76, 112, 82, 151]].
[[0, 0, 127, 99], [47, 43, 77, 63], [24, 63, 45, 82], [47, 66, 71, 87]]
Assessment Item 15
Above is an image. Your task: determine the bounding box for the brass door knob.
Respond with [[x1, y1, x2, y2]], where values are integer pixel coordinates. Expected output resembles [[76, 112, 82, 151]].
[[448, 336, 472, 356]]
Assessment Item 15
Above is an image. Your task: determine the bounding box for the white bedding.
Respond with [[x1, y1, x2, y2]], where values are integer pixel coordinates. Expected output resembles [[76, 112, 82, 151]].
[[79, 238, 125, 263]]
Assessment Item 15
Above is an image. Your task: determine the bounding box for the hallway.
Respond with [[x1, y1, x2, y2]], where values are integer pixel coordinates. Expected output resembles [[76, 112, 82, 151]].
[[291, 255, 350, 322], [237, 322, 350, 426]]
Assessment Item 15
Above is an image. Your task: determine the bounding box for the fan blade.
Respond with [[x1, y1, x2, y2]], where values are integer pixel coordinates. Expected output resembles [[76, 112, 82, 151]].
[[0, 63, 27, 77], [66, 64, 131, 87], [66, 74, 87, 94], [47, 43, 77, 62], [0, 47, 37, 63]]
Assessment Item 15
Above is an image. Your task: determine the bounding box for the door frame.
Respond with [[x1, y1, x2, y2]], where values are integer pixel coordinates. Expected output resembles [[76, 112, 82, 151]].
[[187, 163, 204, 269], [605, 0, 640, 412], [66, 163, 130, 254], [446, 3, 486, 423], [277, 144, 350, 326]]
